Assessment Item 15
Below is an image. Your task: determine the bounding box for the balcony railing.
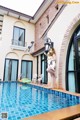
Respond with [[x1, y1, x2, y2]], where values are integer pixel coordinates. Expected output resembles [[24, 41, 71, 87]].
[[12, 39, 27, 47], [11, 39, 27, 51]]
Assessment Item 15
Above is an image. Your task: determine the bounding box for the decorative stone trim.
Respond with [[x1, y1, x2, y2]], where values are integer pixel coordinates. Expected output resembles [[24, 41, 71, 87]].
[[58, 13, 80, 89]]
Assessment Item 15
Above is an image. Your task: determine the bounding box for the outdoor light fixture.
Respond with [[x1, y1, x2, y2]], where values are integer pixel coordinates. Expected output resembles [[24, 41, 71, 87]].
[[44, 37, 54, 54], [31, 41, 34, 45], [28, 41, 34, 52]]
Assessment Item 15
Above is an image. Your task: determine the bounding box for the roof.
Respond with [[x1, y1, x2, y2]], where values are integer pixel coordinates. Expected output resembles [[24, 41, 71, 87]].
[[0, 0, 53, 23]]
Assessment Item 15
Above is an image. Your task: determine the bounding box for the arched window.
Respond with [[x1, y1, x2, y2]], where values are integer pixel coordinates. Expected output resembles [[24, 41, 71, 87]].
[[66, 25, 80, 93]]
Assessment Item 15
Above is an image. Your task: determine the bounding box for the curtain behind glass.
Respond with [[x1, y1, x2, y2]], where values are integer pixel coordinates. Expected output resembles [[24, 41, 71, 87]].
[[11, 60, 18, 81], [19, 29, 24, 46], [4, 60, 10, 81], [68, 44, 74, 70], [27, 62, 32, 80], [13, 27, 19, 45], [21, 61, 32, 80], [4, 59, 18, 81], [68, 44, 75, 92], [21, 61, 27, 78], [13, 27, 25, 46]]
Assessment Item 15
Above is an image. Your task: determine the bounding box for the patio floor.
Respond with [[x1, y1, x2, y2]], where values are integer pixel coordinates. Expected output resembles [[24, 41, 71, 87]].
[[23, 104, 80, 120]]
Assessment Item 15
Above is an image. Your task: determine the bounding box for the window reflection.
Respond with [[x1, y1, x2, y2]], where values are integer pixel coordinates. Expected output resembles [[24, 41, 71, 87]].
[[76, 30, 80, 36], [67, 26, 80, 93], [13, 26, 25, 47], [68, 44, 76, 71]]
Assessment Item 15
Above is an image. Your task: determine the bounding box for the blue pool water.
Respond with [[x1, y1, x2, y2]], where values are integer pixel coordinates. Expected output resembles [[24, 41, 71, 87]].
[[0, 82, 80, 120]]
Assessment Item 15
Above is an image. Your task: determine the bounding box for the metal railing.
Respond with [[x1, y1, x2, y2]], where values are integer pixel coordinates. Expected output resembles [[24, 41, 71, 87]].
[[12, 39, 27, 47]]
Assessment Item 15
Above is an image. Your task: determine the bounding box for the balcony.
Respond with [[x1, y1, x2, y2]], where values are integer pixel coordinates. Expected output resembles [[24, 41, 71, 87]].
[[11, 39, 27, 51]]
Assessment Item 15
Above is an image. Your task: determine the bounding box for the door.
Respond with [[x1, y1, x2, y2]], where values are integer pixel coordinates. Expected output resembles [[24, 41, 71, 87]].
[[4, 59, 18, 81], [66, 43, 76, 92], [41, 54, 48, 84], [74, 36, 80, 92], [21, 60, 32, 80], [66, 26, 80, 93]]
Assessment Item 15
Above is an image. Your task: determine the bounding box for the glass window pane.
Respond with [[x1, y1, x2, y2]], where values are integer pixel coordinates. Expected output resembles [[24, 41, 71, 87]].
[[13, 27, 19, 40], [27, 62, 32, 80], [77, 39, 80, 70], [4, 60, 10, 81], [19, 29, 25, 46], [13, 27, 25, 46], [22, 61, 27, 78], [76, 30, 80, 37], [42, 54, 44, 60], [11, 60, 18, 81], [68, 72, 75, 92], [4, 59, 18, 81], [78, 39, 80, 51], [68, 44, 75, 70], [42, 61, 44, 83], [21, 61, 32, 80]]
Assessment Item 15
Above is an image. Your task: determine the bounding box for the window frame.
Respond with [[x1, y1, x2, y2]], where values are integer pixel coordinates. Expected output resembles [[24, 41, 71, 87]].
[[13, 26, 25, 46], [41, 54, 48, 84], [66, 25, 80, 92], [3, 58, 19, 81], [21, 60, 33, 80]]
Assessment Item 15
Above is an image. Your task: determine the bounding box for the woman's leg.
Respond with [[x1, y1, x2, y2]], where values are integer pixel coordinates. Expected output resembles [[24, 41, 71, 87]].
[[51, 74, 57, 88], [47, 67, 57, 88]]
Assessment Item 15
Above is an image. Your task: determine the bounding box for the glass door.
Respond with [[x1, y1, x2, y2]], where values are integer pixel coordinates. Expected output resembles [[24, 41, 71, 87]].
[[66, 26, 80, 93], [11, 60, 18, 81], [41, 54, 48, 84], [21, 60, 32, 80], [74, 36, 80, 92], [4, 59, 18, 81], [67, 44, 76, 92]]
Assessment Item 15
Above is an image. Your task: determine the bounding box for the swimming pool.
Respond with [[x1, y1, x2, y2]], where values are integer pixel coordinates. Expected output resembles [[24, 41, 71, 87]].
[[0, 82, 80, 120]]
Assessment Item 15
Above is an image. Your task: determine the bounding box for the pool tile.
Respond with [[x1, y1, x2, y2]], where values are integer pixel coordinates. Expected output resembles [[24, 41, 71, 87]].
[[0, 82, 80, 119]]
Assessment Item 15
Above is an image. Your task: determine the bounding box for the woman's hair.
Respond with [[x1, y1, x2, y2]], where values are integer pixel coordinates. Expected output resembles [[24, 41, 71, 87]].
[[48, 48, 56, 56]]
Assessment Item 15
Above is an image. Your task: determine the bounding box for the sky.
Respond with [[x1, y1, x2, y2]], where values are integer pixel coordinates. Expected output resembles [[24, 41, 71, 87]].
[[0, 0, 44, 16]]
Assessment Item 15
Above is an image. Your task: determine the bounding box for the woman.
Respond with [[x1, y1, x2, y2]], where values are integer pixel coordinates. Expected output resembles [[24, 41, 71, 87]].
[[47, 48, 57, 88]]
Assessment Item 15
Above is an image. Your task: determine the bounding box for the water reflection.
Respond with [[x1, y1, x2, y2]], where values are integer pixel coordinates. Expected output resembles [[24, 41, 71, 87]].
[[0, 82, 79, 120]]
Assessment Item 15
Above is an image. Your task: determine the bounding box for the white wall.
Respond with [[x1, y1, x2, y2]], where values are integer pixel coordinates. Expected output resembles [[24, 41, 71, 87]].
[[48, 4, 80, 89], [0, 15, 36, 80]]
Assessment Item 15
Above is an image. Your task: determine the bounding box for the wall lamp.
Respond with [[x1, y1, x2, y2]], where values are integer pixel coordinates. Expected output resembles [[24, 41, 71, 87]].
[[28, 41, 34, 52], [44, 37, 54, 54]]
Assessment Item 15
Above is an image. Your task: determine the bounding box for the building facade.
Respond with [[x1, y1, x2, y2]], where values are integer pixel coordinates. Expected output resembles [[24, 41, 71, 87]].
[[0, 0, 80, 93], [47, 3, 80, 93], [0, 14, 36, 81], [0, 1, 53, 82]]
